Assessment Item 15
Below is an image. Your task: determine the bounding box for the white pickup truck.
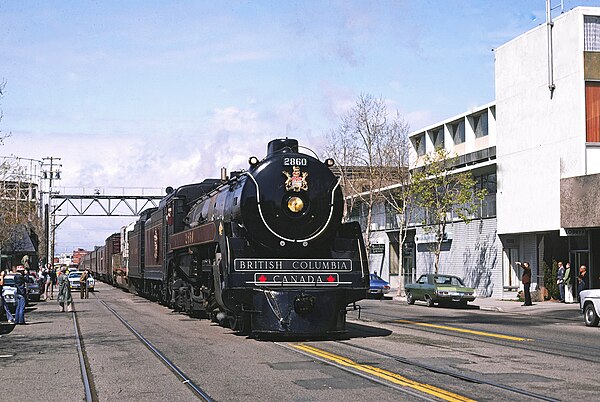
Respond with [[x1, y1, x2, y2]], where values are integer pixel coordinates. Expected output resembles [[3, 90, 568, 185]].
[[579, 289, 600, 327]]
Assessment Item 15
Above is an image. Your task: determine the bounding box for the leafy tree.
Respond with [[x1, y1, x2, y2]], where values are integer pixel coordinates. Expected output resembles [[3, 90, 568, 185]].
[[544, 260, 559, 300], [412, 148, 487, 274]]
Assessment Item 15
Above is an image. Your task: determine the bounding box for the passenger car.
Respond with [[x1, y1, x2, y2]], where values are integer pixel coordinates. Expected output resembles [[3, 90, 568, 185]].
[[2, 275, 17, 311], [405, 274, 476, 307], [579, 289, 600, 327], [25, 276, 41, 302], [67, 271, 95, 291], [369, 273, 391, 299]]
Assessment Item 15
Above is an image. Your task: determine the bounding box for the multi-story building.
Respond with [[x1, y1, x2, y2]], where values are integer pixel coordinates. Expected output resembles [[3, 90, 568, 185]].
[[0, 156, 44, 271], [366, 6, 600, 299], [496, 6, 600, 293]]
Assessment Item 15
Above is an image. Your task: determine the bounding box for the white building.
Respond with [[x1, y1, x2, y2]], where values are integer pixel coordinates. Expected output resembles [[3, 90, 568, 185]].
[[368, 6, 600, 298], [495, 7, 600, 293]]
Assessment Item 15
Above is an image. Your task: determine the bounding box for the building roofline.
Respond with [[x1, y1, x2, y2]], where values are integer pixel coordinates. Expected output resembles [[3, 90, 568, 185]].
[[409, 101, 496, 138], [495, 6, 600, 53]]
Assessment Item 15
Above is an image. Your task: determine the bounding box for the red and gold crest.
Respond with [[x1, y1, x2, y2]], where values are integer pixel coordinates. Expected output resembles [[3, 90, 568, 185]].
[[283, 166, 308, 192]]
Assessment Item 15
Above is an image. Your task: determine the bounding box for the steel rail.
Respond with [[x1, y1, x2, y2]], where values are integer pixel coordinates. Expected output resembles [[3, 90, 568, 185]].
[[71, 310, 95, 402], [337, 340, 560, 402], [349, 310, 600, 362], [97, 299, 214, 402], [275, 342, 441, 402]]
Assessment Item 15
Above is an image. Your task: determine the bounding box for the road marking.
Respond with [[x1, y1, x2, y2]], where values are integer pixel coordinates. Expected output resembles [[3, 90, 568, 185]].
[[0, 355, 14, 358], [395, 319, 533, 341], [292, 343, 476, 402]]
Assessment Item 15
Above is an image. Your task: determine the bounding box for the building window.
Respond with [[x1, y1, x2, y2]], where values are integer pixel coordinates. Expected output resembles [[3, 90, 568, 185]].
[[450, 120, 465, 144], [412, 133, 425, 156], [429, 127, 444, 150], [471, 112, 488, 138], [586, 81, 600, 142], [584, 16, 600, 51], [474, 172, 497, 218]]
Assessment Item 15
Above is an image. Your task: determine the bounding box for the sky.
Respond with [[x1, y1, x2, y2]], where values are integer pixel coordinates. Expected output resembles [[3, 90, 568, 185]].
[[1, 0, 598, 254]]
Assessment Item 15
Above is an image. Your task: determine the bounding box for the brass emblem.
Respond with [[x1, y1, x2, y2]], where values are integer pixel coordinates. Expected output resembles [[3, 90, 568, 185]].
[[283, 166, 308, 192]]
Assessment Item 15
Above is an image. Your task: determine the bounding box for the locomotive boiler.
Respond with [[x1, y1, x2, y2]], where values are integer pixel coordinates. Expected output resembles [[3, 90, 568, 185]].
[[127, 138, 369, 336]]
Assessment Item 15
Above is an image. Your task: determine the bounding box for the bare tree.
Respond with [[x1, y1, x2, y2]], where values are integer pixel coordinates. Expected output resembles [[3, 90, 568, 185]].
[[0, 79, 9, 145], [411, 148, 487, 274], [325, 94, 411, 255]]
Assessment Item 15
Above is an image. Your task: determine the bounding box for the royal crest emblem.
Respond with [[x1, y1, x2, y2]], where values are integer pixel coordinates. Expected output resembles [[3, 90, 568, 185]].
[[283, 166, 308, 192]]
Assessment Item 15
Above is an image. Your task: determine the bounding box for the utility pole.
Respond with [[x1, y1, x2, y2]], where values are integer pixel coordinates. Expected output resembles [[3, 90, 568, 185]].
[[41, 157, 61, 267]]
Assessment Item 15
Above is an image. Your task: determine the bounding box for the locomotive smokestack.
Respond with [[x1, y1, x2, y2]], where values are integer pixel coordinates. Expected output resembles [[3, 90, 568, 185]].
[[221, 167, 227, 182], [267, 138, 298, 155]]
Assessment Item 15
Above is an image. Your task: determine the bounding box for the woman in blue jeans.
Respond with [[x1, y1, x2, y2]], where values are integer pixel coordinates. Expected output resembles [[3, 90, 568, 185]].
[[13, 269, 27, 324]]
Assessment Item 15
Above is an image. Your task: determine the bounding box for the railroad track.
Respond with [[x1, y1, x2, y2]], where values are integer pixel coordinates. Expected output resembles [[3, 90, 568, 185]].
[[348, 310, 600, 363], [277, 339, 559, 402], [70, 296, 214, 402]]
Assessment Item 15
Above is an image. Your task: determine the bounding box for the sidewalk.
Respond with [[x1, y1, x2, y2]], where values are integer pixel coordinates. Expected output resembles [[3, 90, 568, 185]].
[[0, 295, 85, 401], [392, 294, 582, 321]]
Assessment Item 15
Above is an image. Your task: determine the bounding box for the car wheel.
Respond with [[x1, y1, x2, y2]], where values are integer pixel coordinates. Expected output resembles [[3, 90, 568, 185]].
[[406, 291, 415, 305], [425, 295, 435, 307], [584, 303, 600, 327]]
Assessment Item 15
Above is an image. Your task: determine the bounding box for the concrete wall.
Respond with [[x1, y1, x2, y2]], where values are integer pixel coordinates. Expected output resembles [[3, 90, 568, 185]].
[[561, 172, 600, 227], [414, 218, 502, 297], [495, 9, 591, 235]]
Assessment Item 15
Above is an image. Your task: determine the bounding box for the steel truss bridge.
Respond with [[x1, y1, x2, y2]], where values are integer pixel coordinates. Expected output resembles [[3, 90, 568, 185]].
[[50, 193, 163, 229]]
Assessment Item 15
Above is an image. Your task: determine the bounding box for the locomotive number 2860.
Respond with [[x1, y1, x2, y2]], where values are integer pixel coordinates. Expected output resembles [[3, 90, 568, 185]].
[[283, 157, 308, 166]]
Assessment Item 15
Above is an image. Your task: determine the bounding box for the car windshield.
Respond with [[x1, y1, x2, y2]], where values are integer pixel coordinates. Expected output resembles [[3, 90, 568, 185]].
[[3, 277, 15, 286], [68, 272, 82, 279], [434, 276, 465, 286]]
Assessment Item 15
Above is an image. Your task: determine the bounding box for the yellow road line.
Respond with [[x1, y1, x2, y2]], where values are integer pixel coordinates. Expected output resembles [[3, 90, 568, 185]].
[[292, 343, 476, 402], [395, 319, 533, 342]]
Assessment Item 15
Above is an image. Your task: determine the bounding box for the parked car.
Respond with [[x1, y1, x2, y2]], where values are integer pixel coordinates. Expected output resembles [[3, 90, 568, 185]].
[[405, 274, 476, 307], [369, 273, 391, 299], [579, 289, 600, 327], [25, 276, 41, 302], [67, 271, 95, 292], [1, 275, 17, 311]]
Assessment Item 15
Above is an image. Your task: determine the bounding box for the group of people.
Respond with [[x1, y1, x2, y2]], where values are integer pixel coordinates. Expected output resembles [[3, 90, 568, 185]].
[[556, 261, 588, 303], [518, 260, 589, 306], [1, 261, 92, 325]]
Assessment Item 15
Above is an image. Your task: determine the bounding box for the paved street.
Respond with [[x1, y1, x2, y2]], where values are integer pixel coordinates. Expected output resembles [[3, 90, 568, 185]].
[[1, 283, 597, 402]]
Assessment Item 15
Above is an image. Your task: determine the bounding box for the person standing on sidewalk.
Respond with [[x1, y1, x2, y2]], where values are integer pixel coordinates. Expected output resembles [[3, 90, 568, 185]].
[[79, 269, 89, 299], [13, 267, 27, 324], [557, 261, 565, 302], [517, 261, 532, 306], [564, 262, 574, 303], [47, 264, 57, 300], [57, 267, 73, 312], [0, 271, 15, 324], [577, 265, 588, 301]]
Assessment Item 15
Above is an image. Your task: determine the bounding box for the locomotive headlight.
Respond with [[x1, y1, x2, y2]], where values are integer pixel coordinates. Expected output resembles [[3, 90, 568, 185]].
[[248, 156, 259, 166], [287, 196, 304, 213]]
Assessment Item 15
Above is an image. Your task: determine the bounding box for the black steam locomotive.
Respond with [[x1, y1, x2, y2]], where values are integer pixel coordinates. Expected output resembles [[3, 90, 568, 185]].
[[122, 138, 368, 336]]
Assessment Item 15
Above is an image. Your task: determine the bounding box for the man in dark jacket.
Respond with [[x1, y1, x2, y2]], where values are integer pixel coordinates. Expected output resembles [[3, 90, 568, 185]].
[[517, 261, 532, 306], [13, 267, 27, 324]]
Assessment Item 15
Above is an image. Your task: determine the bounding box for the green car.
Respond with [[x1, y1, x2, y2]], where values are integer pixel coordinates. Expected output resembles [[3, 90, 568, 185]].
[[405, 274, 476, 307]]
